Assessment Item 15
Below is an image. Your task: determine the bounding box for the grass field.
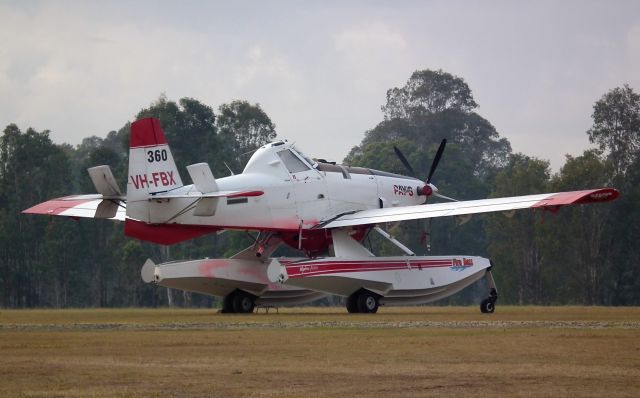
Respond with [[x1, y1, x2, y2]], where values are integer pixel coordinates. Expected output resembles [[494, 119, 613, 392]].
[[1, 306, 639, 397]]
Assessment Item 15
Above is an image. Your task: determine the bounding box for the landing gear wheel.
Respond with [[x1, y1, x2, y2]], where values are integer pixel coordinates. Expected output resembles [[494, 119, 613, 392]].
[[480, 298, 495, 314], [233, 290, 256, 314], [221, 291, 236, 313], [356, 290, 379, 314], [346, 294, 359, 313], [480, 270, 498, 314]]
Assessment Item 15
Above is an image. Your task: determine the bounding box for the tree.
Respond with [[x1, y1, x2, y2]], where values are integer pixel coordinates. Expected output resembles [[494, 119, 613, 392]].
[[216, 100, 276, 172], [582, 85, 640, 304], [382, 69, 478, 119], [136, 96, 220, 177], [0, 125, 72, 307], [587, 84, 640, 177], [544, 150, 614, 304], [351, 69, 511, 178], [607, 155, 640, 304], [486, 154, 551, 305]]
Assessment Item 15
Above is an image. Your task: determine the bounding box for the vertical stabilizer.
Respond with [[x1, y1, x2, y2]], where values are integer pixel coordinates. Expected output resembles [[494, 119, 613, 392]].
[[126, 118, 183, 221]]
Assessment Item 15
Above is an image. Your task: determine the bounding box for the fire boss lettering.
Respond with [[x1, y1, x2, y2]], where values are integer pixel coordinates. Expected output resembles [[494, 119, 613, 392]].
[[393, 185, 414, 196], [451, 258, 474, 270], [130, 171, 176, 189]]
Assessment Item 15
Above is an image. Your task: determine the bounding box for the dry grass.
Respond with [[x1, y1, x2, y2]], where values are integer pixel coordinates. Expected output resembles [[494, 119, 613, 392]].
[[1, 306, 639, 397]]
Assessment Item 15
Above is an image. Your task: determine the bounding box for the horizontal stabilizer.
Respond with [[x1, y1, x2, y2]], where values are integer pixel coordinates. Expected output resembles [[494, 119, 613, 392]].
[[88, 165, 122, 197], [193, 198, 218, 217], [22, 195, 126, 221], [186, 163, 218, 193], [95, 199, 121, 219], [186, 163, 220, 216]]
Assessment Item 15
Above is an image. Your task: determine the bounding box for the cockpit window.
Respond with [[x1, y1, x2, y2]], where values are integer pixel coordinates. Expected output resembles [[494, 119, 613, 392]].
[[277, 149, 311, 173], [291, 145, 317, 169]]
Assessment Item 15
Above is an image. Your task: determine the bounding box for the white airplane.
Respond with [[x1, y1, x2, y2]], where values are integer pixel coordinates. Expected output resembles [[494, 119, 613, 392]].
[[24, 118, 619, 313]]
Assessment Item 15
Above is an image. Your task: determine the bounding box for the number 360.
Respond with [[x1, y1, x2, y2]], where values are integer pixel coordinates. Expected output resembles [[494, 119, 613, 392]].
[[147, 149, 168, 163]]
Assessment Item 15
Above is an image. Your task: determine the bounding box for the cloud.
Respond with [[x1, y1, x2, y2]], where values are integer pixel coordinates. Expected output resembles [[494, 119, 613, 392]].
[[626, 25, 640, 87], [334, 21, 408, 54], [1, 1, 639, 170], [333, 22, 411, 91], [233, 44, 300, 100], [0, 3, 230, 142]]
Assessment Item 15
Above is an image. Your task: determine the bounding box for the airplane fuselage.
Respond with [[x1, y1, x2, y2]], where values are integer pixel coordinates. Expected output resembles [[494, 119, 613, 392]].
[[135, 141, 425, 231]]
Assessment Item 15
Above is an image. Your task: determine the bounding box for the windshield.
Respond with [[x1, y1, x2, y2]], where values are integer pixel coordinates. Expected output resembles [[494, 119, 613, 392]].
[[291, 145, 317, 168], [277, 149, 311, 173]]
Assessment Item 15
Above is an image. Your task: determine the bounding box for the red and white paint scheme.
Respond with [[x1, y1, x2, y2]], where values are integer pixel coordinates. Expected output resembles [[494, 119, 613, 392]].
[[23, 117, 619, 313]]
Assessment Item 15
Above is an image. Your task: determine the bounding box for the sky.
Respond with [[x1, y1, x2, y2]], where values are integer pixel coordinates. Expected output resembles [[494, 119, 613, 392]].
[[1, 0, 639, 171]]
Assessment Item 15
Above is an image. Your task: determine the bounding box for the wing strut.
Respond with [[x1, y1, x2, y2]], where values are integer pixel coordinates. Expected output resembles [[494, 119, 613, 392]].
[[373, 226, 415, 256]]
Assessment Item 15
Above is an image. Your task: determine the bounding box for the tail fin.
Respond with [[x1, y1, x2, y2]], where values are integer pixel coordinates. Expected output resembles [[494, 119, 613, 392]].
[[126, 118, 183, 221]]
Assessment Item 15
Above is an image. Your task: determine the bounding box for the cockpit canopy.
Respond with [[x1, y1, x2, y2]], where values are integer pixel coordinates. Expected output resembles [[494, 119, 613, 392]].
[[242, 140, 316, 174]]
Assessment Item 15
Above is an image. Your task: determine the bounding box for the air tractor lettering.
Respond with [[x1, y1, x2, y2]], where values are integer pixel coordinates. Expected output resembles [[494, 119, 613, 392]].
[[393, 185, 414, 196], [130, 171, 176, 189]]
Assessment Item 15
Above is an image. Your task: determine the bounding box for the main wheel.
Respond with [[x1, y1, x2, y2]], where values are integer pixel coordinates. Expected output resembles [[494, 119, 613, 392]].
[[233, 291, 256, 314], [480, 298, 495, 314], [221, 291, 236, 313], [346, 294, 359, 313], [357, 290, 379, 314]]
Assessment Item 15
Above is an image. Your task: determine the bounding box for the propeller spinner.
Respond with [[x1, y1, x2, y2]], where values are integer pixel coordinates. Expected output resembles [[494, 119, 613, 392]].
[[393, 139, 456, 202]]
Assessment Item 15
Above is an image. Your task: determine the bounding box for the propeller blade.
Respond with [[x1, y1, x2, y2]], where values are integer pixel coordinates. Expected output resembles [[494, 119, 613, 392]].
[[393, 146, 417, 178], [427, 139, 447, 184], [433, 192, 458, 202]]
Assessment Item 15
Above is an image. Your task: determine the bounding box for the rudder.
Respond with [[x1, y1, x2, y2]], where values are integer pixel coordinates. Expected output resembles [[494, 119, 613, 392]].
[[126, 118, 183, 221]]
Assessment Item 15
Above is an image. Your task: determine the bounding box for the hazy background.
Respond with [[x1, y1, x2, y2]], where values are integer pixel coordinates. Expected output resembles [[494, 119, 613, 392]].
[[1, 0, 638, 169]]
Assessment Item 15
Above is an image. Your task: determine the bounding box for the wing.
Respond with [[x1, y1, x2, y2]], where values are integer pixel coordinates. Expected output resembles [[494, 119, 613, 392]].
[[22, 194, 126, 221], [317, 188, 619, 229]]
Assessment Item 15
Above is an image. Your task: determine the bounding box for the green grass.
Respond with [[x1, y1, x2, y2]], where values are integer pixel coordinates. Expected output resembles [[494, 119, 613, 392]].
[[1, 306, 639, 397]]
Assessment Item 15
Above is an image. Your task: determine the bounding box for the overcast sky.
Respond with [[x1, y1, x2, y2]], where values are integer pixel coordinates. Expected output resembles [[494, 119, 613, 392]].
[[1, 0, 638, 170]]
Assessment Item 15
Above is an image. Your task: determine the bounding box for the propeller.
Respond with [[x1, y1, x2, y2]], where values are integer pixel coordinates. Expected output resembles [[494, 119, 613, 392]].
[[393, 139, 456, 202], [392, 139, 454, 254], [393, 146, 417, 178], [427, 139, 446, 184]]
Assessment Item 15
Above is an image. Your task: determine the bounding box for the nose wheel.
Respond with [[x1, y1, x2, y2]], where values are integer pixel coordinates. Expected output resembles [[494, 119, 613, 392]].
[[480, 269, 498, 314]]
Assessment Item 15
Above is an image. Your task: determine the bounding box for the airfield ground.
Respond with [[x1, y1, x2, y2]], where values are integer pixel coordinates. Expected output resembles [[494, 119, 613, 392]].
[[1, 306, 639, 397]]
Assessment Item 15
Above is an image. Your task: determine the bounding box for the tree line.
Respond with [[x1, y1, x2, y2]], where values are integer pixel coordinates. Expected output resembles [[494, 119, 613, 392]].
[[1, 71, 638, 308]]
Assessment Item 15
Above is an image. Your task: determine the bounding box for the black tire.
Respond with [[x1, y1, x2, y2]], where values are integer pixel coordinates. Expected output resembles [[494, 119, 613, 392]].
[[480, 298, 495, 314], [346, 294, 359, 313], [233, 291, 255, 314], [221, 291, 236, 313], [357, 290, 379, 314]]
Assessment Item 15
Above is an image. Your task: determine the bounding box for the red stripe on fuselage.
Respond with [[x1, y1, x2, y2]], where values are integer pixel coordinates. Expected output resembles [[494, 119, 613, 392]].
[[285, 259, 455, 278], [228, 190, 264, 198]]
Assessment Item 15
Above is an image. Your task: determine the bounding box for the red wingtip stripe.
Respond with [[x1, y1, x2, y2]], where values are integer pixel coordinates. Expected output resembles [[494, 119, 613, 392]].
[[22, 196, 95, 216], [130, 118, 168, 148], [532, 188, 620, 209]]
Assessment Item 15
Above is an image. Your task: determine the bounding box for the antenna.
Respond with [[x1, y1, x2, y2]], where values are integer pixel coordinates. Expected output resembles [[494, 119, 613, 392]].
[[223, 161, 235, 176]]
